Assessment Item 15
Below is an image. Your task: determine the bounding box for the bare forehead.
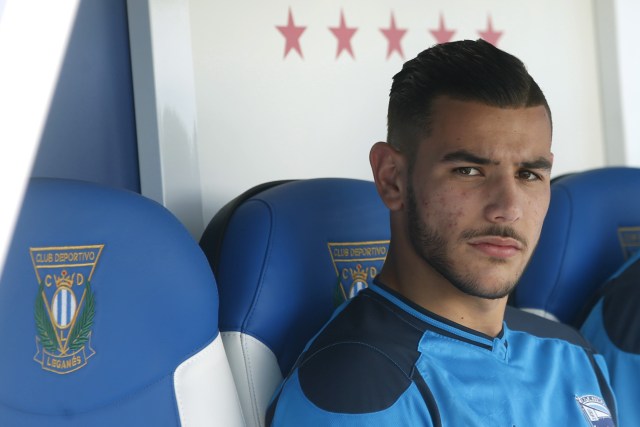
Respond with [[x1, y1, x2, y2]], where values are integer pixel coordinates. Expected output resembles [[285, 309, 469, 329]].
[[425, 98, 552, 147], [429, 97, 551, 129], [417, 98, 553, 166]]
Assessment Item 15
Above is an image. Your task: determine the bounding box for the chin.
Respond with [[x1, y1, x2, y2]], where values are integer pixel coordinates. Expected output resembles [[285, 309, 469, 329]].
[[451, 270, 519, 300]]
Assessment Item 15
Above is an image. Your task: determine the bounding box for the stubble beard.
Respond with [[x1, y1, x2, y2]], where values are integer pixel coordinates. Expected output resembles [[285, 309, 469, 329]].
[[406, 183, 524, 300]]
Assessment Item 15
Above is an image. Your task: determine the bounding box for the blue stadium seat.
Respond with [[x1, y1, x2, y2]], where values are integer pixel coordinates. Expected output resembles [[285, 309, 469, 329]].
[[199, 178, 390, 427], [580, 250, 640, 427], [514, 167, 640, 324], [0, 178, 244, 426]]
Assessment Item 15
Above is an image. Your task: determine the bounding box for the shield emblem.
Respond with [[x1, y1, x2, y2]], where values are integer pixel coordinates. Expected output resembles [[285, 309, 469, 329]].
[[31, 245, 103, 374], [328, 241, 389, 305], [576, 395, 614, 427]]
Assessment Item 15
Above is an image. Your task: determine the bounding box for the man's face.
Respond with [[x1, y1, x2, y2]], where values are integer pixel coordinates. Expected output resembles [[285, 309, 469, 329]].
[[407, 97, 553, 299]]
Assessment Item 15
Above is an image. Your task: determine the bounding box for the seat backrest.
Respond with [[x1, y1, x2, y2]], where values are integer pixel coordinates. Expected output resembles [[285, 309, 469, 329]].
[[580, 249, 640, 427], [514, 167, 640, 324], [0, 178, 244, 427], [199, 178, 390, 427]]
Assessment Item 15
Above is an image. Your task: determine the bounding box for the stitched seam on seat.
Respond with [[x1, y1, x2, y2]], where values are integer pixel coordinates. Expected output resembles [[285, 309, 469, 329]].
[[242, 199, 276, 336], [174, 344, 209, 426], [240, 332, 263, 427], [544, 184, 573, 318]]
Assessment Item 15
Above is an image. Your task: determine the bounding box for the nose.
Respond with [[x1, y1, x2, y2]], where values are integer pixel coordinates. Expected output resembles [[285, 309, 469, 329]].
[[483, 175, 523, 223]]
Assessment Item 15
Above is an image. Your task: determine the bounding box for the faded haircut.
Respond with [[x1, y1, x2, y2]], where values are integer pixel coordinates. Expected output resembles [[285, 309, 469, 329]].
[[387, 39, 552, 163]]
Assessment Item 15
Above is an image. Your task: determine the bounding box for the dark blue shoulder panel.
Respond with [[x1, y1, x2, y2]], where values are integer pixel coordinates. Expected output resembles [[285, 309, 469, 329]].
[[601, 258, 640, 353], [298, 289, 428, 414]]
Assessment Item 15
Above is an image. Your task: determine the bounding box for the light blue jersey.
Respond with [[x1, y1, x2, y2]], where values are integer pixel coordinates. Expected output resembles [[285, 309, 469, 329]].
[[268, 282, 617, 426], [581, 252, 640, 427]]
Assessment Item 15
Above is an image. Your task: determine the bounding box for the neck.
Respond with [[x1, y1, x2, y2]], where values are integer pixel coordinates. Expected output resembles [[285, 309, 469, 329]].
[[378, 246, 507, 337]]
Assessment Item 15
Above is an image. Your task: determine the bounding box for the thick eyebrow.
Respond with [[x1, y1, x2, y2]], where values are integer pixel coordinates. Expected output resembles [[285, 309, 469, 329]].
[[441, 150, 495, 165], [520, 157, 553, 171], [441, 149, 553, 171]]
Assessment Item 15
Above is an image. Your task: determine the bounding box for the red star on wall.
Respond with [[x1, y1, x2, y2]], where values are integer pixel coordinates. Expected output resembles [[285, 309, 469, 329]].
[[380, 12, 407, 60], [429, 13, 455, 44], [478, 15, 503, 46], [329, 10, 358, 59], [276, 8, 306, 58]]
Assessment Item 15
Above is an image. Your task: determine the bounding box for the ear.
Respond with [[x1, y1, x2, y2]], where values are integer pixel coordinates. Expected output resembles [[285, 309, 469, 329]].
[[369, 142, 406, 211]]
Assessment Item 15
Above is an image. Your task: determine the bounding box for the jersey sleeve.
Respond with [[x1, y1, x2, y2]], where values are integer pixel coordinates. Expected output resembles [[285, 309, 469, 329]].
[[267, 289, 439, 426], [268, 365, 434, 427]]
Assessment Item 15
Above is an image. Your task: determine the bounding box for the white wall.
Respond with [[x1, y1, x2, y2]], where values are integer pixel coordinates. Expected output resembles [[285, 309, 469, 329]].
[[128, 0, 204, 239], [616, 1, 640, 166], [3, 0, 635, 274], [130, 0, 614, 238], [188, 0, 604, 231]]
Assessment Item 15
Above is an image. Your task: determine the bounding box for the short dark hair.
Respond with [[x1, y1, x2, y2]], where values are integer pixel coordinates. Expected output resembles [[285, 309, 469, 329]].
[[387, 39, 551, 160]]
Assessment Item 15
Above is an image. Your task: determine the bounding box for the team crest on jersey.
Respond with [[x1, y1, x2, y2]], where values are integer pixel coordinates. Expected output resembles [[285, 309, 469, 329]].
[[31, 245, 103, 374], [617, 227, 640, 260], [576, 395, 614, 427], [327, 241, 389, 305]]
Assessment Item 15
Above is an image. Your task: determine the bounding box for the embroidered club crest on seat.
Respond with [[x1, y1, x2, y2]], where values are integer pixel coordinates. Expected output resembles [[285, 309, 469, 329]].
[[31, 245, 103, 374], [576, 395, 614, 427], [328, 241, 389, 305]]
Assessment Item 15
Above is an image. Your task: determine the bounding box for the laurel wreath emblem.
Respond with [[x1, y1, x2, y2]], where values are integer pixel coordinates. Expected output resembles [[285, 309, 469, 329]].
[[35, 281, 95, 354], [34, 283, 58, 353]]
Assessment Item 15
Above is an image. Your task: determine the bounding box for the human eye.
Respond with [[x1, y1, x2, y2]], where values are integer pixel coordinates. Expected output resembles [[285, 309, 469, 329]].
[[455, 167, 481, 176], [517, 170, 541, 182]]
